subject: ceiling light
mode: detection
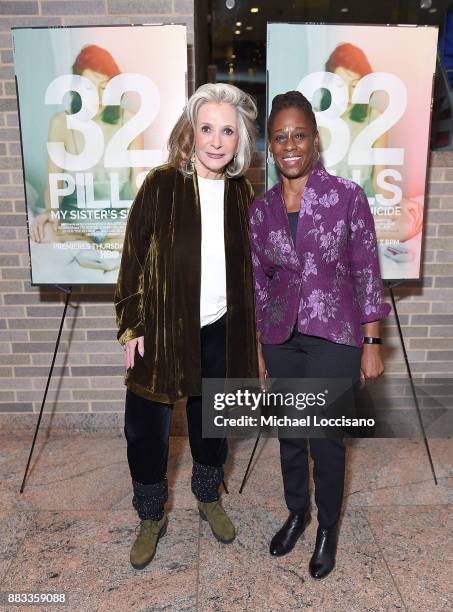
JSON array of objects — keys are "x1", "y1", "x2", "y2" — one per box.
[
  {"x1": 235, "y1": 30, "x2": 241, "y2": 35},
  {"x1": 250, "y1": 7, "x2": 259, "y2": 13},
  {"x1": 246, "y1": 25, "x2": 253, "y2": 30},
  {"x1": 340, "y1": 7, "x2": 349, "y2": 12},
  {"x1": 429, "y1": 7, "x2": 437, "y2": 12},
  {"x1": 236, "y1": 21, "x2": 242, "y2": 26}
]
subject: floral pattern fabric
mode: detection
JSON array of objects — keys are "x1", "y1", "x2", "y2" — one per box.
[{"x1": 249, "y1": 161, "x2": 390, "y2": 347}]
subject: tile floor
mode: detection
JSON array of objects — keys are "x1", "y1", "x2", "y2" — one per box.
[{"x1": 1, "y1": 432, "x2": 452, "y2": 611}]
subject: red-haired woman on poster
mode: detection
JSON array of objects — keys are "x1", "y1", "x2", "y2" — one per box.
[
  {"x1": 31, "y1": 44, "x2": 143, "y2": 250},
  {"x1": 319, "y1": 43, "x2": 424, "y2": 254}
]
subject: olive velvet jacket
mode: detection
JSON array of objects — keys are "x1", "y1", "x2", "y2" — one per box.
[{"x1": 114, "y1": 164, "x2": 259, "y2": 403}]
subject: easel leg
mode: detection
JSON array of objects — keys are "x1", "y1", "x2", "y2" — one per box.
[
  {"x1": 389, "y1": 285, "x2": 438, "y2": 485},
  {"x1": 239, "y1": 428, "x2": 262, "y2": 494},
  {"x1": 19, "y1": 286, "x2": 73, "y2": 493}
]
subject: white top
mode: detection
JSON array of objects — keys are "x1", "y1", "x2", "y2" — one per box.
[{"x1": 198, "y1": 175, "x2": 227, "y2": 327}]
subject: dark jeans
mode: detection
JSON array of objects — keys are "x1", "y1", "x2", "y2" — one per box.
[
  {"x1": 124, "y1": 314, "x2": 228, "y2": 486},
  {"x1": 262, "y1": 331, "x2": 362, "y2": 528}
]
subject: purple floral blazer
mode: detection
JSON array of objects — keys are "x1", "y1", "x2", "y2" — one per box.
[{"x1": 249, "y1": 161, "x2": 391, "y2": 347}]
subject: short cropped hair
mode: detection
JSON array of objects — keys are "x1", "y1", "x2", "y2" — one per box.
[
  {"x1": 267, "y1": 90, "x2": 317, "y2": 136},
  {"x1": 168, "y1": 83, "x2": 258, "y2": 178}
]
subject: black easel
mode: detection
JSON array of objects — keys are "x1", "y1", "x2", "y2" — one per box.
[
  {"x1": 239, "y1": 428, "x2": 262, "y2": 494},
  {"x1": 17, "y1": 285, "x2": 229, "y2": 495},
  {"x1": 387, "y1": 281, "x2": 438, "y2": 485},
  {"x1": 19, "y1": 285, "x2": 73, "y2": 493},
  {"x1": 239, "y1": 282, "x2": 438, "y2": 494}
]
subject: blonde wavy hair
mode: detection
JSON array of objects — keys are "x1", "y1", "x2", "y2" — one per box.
[{"x1": 167, "y1": 83, "x2": 258, "y2": 178}]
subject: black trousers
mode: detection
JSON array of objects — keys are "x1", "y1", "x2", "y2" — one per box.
[
  {"x1": 262, "y1": 331, "x2": 362, "y2": 528},
  {"x1": 124, "y1": 315, "x2": 228, "y2": 486}
]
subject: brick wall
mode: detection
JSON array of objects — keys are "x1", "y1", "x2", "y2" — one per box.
[{"x1": 0, "y1": 1, "x2": 452, "y2": 432}]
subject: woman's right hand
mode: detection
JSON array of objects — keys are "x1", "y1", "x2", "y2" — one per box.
[
  {"x1": 374, "y1": 198, "x2": 424, "y2": 243},
  {"x1": 31, "y1": 211, "x2": 59, "y2": 243},
  {"x1": 396, "y1": 198, "x2": 424, "y2": 241},
  {"x1": 124, "y1": 336, "x2": 144, "y2": 370}
]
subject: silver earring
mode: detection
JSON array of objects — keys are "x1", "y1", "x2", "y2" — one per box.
[
  {"x1": 229, "y1": 152, "x2": 238, "y2": 169},
  {"x1": 267, "y1": 150, "x2": 274, "y2": 165}
]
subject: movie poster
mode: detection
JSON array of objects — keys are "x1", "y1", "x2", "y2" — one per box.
[
  {"x1": 267, "y1": 24, "x2": 438, "y2": 280},
  {"x1": 13, "y1": 25, "x2": 187, "y2": 285}
]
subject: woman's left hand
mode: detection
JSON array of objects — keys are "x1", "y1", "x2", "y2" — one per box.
[{"x1": 360, "y1": 344, "x2": 384, "y2": 383}]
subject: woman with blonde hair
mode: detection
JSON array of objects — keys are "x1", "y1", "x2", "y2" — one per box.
[{"x1": 114, "y1": 83, "x2": 259, "y2": 569}]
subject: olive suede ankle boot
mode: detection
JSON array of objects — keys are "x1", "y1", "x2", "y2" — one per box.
[
  {"x1": 198, "y1": 500, "x2": 235, "y2": 544},
  {"x1": 130, "y1": 513, "x2": 168, "y2": 570}
]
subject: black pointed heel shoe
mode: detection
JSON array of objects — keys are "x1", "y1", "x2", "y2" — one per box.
[
  {"x1": 269, "y1": 510, "x2": 311, "y2": 557},
  {"x1": 309, "y1": 522, "x2": 339, "y2": 579}
]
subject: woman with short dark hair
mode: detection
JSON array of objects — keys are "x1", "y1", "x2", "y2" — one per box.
[{"x1": 250, "y1": 90, "x2": 390, "y2": 579}]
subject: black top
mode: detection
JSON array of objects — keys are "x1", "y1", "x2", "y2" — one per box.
[{"x1": 287, "y1": 210, "x2": 299, "y2": 246}]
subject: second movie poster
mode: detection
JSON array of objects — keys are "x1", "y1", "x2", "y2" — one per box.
[{"x1": 267, "y1": 23, "x2": 438, "y2": 280}]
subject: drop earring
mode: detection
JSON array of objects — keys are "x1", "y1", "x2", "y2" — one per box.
[{"x1": 184, "y1": 152, "x2": 196, "y2": 174}]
